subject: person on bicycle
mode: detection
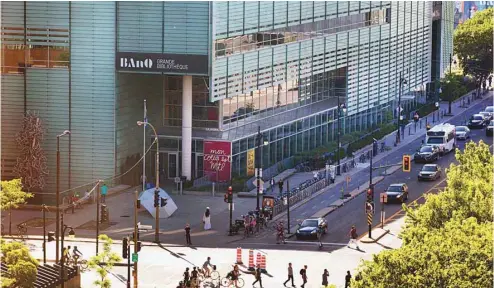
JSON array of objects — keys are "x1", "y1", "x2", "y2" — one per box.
[
  {"x1": 203, "y1": 257, "x2": 213, "y2": 277},
  {"x1": 276, "y1": 221, "x2": 285, "y2": 244},
  {"x1": 226, "y1": 264, "x2": 241, "y2": 288},
  {"x1": 72, "y1": 246, "x2": 82, "y2": 261},
  {"x1": 63, "y1": 245, "x2": 71, "y2": 263}
]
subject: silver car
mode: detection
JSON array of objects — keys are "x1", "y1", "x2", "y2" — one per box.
[
  {"x1": 479, "y1": 111, "x2": 493, "y2": 122},
  {"x1": 455, "y1": 126, "x2": 470, "y2": 140}
]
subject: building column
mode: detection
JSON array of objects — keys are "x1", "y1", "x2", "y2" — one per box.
[{"x1": 182, "y1": 75, "x2": 192, "y2": 180}]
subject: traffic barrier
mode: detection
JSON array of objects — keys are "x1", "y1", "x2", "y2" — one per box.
[
  {"x1": 248, "y1": 249, "x2": 255, "y2": 271},
  {"x1": 260, "y1": 254, "x2": 267, "y2": 273},
  {"x1": 236, "y1": 247, "x2": 243, "y2": 264},
  {"x1": 255, "y1": 252, "x2": 261, "y2": 270}
]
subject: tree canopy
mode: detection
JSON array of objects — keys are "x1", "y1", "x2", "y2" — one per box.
[
  {"x1": 1, "y1": 240, "x2": 39, "y2": 288},
  {"x1": 0, "y1": 178, "x2": 33, "y2": 211},
  {"x1": 454, "y1": 8, "x2": 493, "y2": 81},
  {"x1": 88, "y1": 234, "x2": 122, "y2": 288},
  {"x1": 352, "y1": 141, "x2": 493, "y2": 288},
  {"x1": 440, "y1": 73, "x2": 468, "y2": 114}
]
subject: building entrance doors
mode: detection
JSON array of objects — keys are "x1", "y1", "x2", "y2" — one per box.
[{"x1": 168, "y1": 153, "x2": 179, "y2": 179}]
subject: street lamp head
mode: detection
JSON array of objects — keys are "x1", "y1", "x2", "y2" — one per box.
[
  {"x1": 137, "y1": 121, "x2": 145, "y2": 126},
  {"x1": 68, "y1": 228, "x2": 75, "y2": 238},
  {"x1": 263, "y1": 140, "x2": 269, "y2": 146},
  {"x1": 58, "y1": 130, "x2": 71, "y2": 137}
]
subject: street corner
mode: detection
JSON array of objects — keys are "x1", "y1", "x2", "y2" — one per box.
[{"x1": 359, "y1": 228, "x2": 390, "y2": 243}]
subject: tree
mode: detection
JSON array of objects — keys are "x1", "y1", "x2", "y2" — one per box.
[
  {"x1": 0, "y1": 179, "x2": 33, "y2": 235},
  {"x1": 352, "y1": 141, "x2": 493, "y2": 288},
  {"x1": 454, "y1": 8, "x2": 493, "y2": 90},
  {"x1": 88, "y1": 234, "x2": 122, "y2": 288},
  {"x1": 1, "y1": 240, "x2": 39, "y2": 288},
  {"x1": 440, "y1": 73, "x2": 468, "y2": 115},
  {"x1": 13, "y1": 111, "x2": 49, "y2": 192}
]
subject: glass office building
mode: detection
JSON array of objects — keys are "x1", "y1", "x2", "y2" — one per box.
[{"x1": 1, "y1": 1, "x2": 454, "y2": 198}]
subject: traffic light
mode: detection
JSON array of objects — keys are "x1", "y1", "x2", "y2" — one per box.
[
  {"x1": 160, "y1": 197, "x2": 167, "y2": 207},
  {"x1": 402, "y1": 155, "x2": 411, "y2": 172},
  {"x1": 224, "y1": 193, "x2": 228, "y2": 203},
  {"x1": 227, "y1": 186, "x2": 233, "y2": 203},
  {"x1": 136, "y1": 241, "x2": 142, "y2": 252},
  {"x1": 122, "y1": 237, "x2": 129, "y2": 259},
  {"x1": 47, "y1": 231, "x2": 55, "y2": 242},
  {"x1": 153, "y1": 189, "x2": 159, "y2": 208},
  {"x1": 366, "y1": 187, "x2": 373, "y2": 203},
  {"x1": 101, "y1": 204, "x2": 108, "y2": 223}
]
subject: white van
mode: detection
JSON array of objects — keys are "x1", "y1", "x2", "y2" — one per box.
[{"x1": 425, "y1": 123, "x2": 456, "y2": 154}]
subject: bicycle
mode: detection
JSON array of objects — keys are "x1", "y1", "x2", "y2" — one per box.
[
  {"x1": 221, "y1": 276, "x2": 244, "y2": 288},
  {"x1": 69, "y1": 254, "x2": 88, "y2": 272},
  {"x1": 17, "y1": 223, "x2": 27, "y2": 240}
]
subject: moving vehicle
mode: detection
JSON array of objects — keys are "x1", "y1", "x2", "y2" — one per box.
[
  {"x1": 478, "y1": 111, "x2": 492, "y2": 122},
  {"x1": 484, "y1": 106, "x2": 494, "y2": 113},
  {"x1": 414, "y1": 145, "x2": 440, "y2": 163},
  {"x1": 425, "y1": 123, "x2": 456, "y2": 154},
  {"x1": 418, "y1": 164, "x2": 441, "y2": 181},
  {"x1": 295, "y1": 218, "x2": 328, "y2": 240},
  {"x1": 455, "y1": 126, "x2": 470, "y2": 140},
  {"x1": 487, "y1": 120, "x2": 494, "y2": 137},
  {"x1": 384, "y1": 184, "x2": 409, "y2": 203},
  {"x1": 468, "y1": 114, "x2": 486, "y2": 129}
]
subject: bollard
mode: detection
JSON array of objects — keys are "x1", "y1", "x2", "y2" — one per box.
[
  {"x1": 260, "y1": 254, "x2": 267, "y2": 273},
  {"x1": 248, "y1": 249, "x2": 255, "y2": 271},
  {"x1": 236, "y1": 247, "x2": 243, "y2": 265}
]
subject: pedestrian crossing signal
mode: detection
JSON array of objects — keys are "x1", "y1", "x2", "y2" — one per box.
[
  {"x1": 402, "y1": 155, "x2": 411, "y2": 172},
  {"x1": 366, "y1": 187, "x2": 373, "y2": 203}
]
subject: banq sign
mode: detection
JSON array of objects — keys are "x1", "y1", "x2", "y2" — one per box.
[{"x1": 116, "y1": 52, "x2": 208, "y2": 75}]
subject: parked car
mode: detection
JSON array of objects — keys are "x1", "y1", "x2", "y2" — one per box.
[
  {"x1": 479, "y1": 111, "x2": 493, "y2": 121},
  {"x1": 455, "y1": 126, "x2": 471, "y2": 140},
  {"x1": 295, "y1": 218, "x2": 328, "y2": 240},
  {"x1": 468, "y1": 114, "x2": 486, "y2": 129},
  {"x1": 487, "y1": 120, "x2": 494, "y2": 137},
  {"x1": 414, "y1": 145, "x2": 440, "y2": 163},
  {"x1": 384, "y1": 184, "x2": 409, "y2": 203},
  {"x1": 418, "y1": 164, "x2": 441, "y2": 181}
]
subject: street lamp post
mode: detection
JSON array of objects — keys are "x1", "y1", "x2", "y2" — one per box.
[
  {"x1": 56, "y1": 130, "x2": 70, "y2": 263},
  {"x1": 254, "y1": 127, "x2": 269, "y2": 212},
  {"x1": 60, "y1": 213, "x2": 75, "y2": 288},
  {"x1": 284, "y1": 180, "x2": 290, "y2": 234},
  {"x1": 42, "y1": 204, "x2": 47, "y2": 264},
  {"x1": 137, "y1": 121, "x2": 160, "y2": 243},
  {"x1": 336, "y1": 101, "x2": 347, "y2": 176},
  {"x1": 396, "y1": 73, "x2": 407, "y2": 144}
]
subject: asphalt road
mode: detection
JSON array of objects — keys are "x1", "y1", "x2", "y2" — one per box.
[{"x1": 235, "y1": 96, "x2": 493, "y2": 250}]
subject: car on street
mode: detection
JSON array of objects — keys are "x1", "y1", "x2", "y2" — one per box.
[
  {"x1": 468, "y1": 114, "x2": 486, "y2": 129},
  {"x1": 418, "y1": 164, "x2": 442, "y2": 181},
  {"x1": 484, "y1": 106, "x2": 494, "y2": 114},
  {"x1": 455, "y1": 126, "x2": 471, "y2": 140},
  {"x1": 487, "y1": 120, "x2": 494, "y2": 136},
  {"x1": 384, "y1": 183, "x2": 409, "y2": 203},
  {"x1": 478, "y1": 111, "x2": 493, "y2": 122},
  {"x1": 414, "y1": 145, "x2": 440, "y2": 163},
  {"x1": 295, "y1": 218, "x2": 328, "y2": 240}
]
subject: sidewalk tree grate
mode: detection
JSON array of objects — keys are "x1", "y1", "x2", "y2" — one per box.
[
  {"x1": 20, "y1": 217, "x2": 56, "y2": 228},
  {"x1": 76, "y1": 220, "x2": 117, "y2": 231}
]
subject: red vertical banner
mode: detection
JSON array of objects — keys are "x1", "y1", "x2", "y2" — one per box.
[{"x1": 203, "y1": 140, "x2": 232, "y2": 182}]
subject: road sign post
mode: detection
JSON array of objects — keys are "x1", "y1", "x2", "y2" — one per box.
[
  {"x1": 380, "y1": 193, "x2": 387, "y2": 228},
  {"x1": 367, "y1": 212, "x2": 373, "y2": 238},
  {"x1": 132, "y1": 253, "x2": 138, "y2": 262}
]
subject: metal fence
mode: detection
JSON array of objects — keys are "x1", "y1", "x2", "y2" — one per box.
[{"x1": 272, "y1": 178, "x2": 327, "y2": 216}]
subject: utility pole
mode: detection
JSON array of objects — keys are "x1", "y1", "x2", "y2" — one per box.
[
  {"x1": 96, "y1": 180, "x2": 100, "y2": 255},
  {"x1": 396, "y1": 72, "x2": 407, "y2": 144},
  {"x1": 286, "y1": 180, "x2": 290, "y2": 234},
  {"x1": 337, "y1": 97, "x2": 341, "y2": 175},
  {"x1": 155, "y1": 148, "x2": 160, "y2": 243},
  {"x1": 143, "y1": 100, "x2": 147, "y2": 192},
  {"x1": 228, "y1": 186, "x2": 233, "y2": 236},
  {"x1": 42, "y1": 204, "x2": 46, "y2": 264},
  {"x1": 126, "y1": 236, "x2": 131, "y2": 288},
  {"x1": 133, "y1": 190, "x2": 138, "y2": 288},
  {"x1": 255, "y1": 126, "x2": 262, "y2": 211}
]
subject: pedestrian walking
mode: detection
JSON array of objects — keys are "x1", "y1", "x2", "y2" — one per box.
[
  {"x1": 322, "y1": 269, "x2": 329, "y2": 287},
  {"x1": 345, "y1": 271, "x2": 352, "y2": 288},
  {"x1": 283, "y1": 263, "x2": 295, "y2": 287},
  {"x1": 347, "y1": 225, "x2": 360, "y2": 250},
  {"x1": 185, "y1": 223, "x2": 192, "y2": 245},
  {"x1": 300, "y1": 265, "x2": 307, "y2": 288},
  {"x1": 252, "y1": 264, "x2": 263, "y2": 287},
  {"x1": 270, "y1": 177, "x2": 275, "y2": 194},
  {"x1": 100, "y1": 183, "x2": 108, "y2": 203},
  {"x1": 183, "y1": 267, "x2": 190, "y2": 285},
  {"x1": 203, "y1": 207, "x2": 212, "y2": 230}
]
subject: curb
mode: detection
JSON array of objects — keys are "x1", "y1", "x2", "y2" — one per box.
[{"x1": 359, "y1": 229, "x2": 390, "y2": 243}]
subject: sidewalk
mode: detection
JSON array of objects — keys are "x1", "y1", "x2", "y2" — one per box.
[{"x1": 5, "y1": 90, "x2": 489, "y2": 247}]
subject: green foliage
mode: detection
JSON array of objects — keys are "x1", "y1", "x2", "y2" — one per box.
[
  {"x1": 440, "y1": 73, "x2": 469, "y2": 113},
  {"x1": 88, "y1": 235, "x2": 122, "y2": 288},
  {"x1": 454, "y1": 8, "x2": 493, "y2": 80},
  {"x1": 0, "y1": 178, "x2": 33, "y2": 211},
  {"x1": 1, "y1": 240, "x2": 39, "y2": 288},
  {"x1": 352, "y1": 141, "x2": 493, "y2": 288}
]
